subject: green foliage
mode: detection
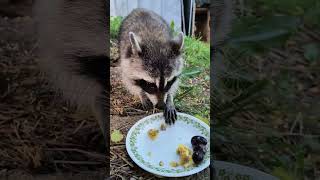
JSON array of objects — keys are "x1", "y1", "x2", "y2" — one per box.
[
  {"x1": 304, "y1": 3, "x2": 320, "y2": 28},
  {"x1": 303, "y1": 43, "x2": 320, "y2": 62},
  {"x1": 170, "y1": 20, "x2": 175, "y2": 32},
  {"x1": 176, "y1": 36, "x2": 210, "y2": 120},
  {"x1": 246, "y1": 0, "x2": 320, "y2": 29},
  {"x1": 229, "y1": 15, "x2": 300, "y2": 54},
  {"x1": 183, "y1": 36, "x2": 210, "y2": 68},
  {"x1": 272, "y1": 167, "x2": 299, "y2": 180},
  {"x1": 213, "y1": 0, "x2": 319, "y2": 179},
  {"x1": 110, "y1": 16, "x2": 123, "y2": 39}
]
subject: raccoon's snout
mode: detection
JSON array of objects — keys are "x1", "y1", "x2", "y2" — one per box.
[
  {"x1": 145, "y1": 92, "x2": 166, "y2": 109},
  {"x1": 155, "y1": 93, "x2": 165, "y2": 109},
  {"x1": 155, "y1": 102, "x2": 165, "y2": 109}
]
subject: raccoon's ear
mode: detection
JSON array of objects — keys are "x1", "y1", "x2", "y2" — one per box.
[
  {"x1": 171, "y1": 32, "x2": 184, "y2": 54},
  {"x1": 129, "y1": 32, "x2": 142, "y2": 53}
]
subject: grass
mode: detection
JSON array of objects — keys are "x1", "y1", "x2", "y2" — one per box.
[
  {"x1": 110, "y1": 16, "x2": 123, "y2": 39},
  {"x1": 177, "y1": 36, "x2": 210, "y2": 123},
  {"x1": 110, "y1": 16, "x2": 210, "y2": 124}
]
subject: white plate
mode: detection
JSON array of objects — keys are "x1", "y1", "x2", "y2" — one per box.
[{"x1": 126, "y1": 112, "x2": 210, "y2": 177}]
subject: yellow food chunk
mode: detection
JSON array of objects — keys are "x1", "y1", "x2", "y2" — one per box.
[
  {"x1": 181, "y1": 158, "x2": 194, "y2": 168},
  {"x1": 160, "y1": 123, "x2": 167, "y2": 131},
  {"x1": 170, "y1": 161, "x2": 179, "y2": 167},
  {"x1": 176, "y1": 144, "x2": 194, "y2": 168},
  {"x1": 147, "y1": 129, "x2": 159, "y2": 140},
  {"x1": 159, "y1": 161, "x2": 164, "y2": 166}
]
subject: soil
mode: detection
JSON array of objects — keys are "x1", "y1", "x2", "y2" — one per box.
[{"x1": 0, "y1": 15, "x2": 106, "y2": 179}]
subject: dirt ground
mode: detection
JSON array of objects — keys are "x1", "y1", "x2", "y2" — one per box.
[
  {"x1": 0, "y1": 8, "x2": 209, "y2": 180},
  {"x1": 0, "y1": 15, "x2": 106, "y2": 179}
]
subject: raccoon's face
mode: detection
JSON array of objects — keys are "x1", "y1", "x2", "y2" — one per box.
[{"x1": 127, "y1": 32, "x2": 184, "y2": 107}]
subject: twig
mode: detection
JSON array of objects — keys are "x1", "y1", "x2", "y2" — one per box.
[
  {"x1": 290, "y1": 112, "x2": 302, "y2": 133},
  {"x1": 118, "y1": 155, "x2": 134, "y2": 168},
  {"x1": 46, "y1": 148, "x2": 105, "y2": 160},
  {"x1": 280, "y1": 133, "x2": 319, "y2": 138},
  {"x1": 124, "y1": 107, "x2": 146, "y2": 112},
  {"x1": 270, "y1": 48, "x2": 289, "y2": 58},
  {"x1": 302, "y1": 26, "x2": 320, "y2": 41},
  {"x1": 111, "y1": 143, "x2": 125, "y2": 148},
  {"x1": 73, "y1": 120, "x2": 86, "y2": 134},
  {"x1": 53, "y1": 160, "x2": 102, "y2": 165}
]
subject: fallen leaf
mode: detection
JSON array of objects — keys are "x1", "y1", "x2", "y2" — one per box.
[{"x1": 111, "y1": 129, "x2": 124, "y2": 143}]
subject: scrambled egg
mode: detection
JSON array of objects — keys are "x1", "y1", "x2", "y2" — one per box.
[
  {"x1": 147, "y1": 129, "x2": 159, "y2": 140},
  {"x1": 170, "y1": 161, "x2": 179, "y2": 167},
  {"x1": 176, "y1": 144, "x2": 194, "y2": 168},
  {"x1": 160, "y1": 123, "x2": 167, "y2": 131}
]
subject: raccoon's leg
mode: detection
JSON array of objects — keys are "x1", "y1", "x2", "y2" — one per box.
[
  {"x1": 164, "y1": 93, "x2": 177, "y2": 125},
  {"x1": 139, "y1": 91, "x2": 153, "y2": 110},
  {"x1": 164, "y1": 78, "x2": 180, "y2": 124},
  {"x1": 92, "y1": 96, "x2": 109, "y2": 173},
  {"x1": 93, "y1": 91, "x2": 108, "y2": 145}
]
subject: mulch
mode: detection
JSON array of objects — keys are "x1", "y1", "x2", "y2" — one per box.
[{"x1": 0, "y1": 16, "x2": 105, "y2": 177}]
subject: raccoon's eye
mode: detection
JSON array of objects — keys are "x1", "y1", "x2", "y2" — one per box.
[
  {"x1": 164, "y1": 76, "x2": 178, "y2": 92},
  {"x1": 134, "y1": 79, "x2": 158, "y2": 94}
]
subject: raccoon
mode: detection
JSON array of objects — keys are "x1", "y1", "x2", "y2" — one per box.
[
  {"x1": 119, "y1": 8, "x2": 184, "y2": 125},
  {"x1": 32, "y1": 0, "x2": 109, "y2": 143}
]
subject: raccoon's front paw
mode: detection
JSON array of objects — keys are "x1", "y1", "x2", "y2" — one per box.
[{"x1": 164, "y1": 105, "x2": 177, "y2": 125}]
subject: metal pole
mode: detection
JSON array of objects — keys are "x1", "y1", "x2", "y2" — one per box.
[{"x1": 188, "y1": 0, "x2": 193, "y2": 35}]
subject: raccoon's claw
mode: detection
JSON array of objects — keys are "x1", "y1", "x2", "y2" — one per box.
[{"x1": 164, "y1": 105, "x2": 177, "y2": 125}]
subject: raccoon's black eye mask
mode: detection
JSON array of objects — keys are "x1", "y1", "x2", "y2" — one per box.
[
  {"x1": 134, "y1": 76, "x2": 178, "y2": 94},
  {"x1": 134, "y1": 79, "x2": 158, "y2": 94}
]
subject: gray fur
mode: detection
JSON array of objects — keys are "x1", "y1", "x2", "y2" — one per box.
[
  {"x1": 119, "y1": 8, "x2": 184, "y2": 111},
  {"x1": 32, "y1": 0, "x2": 108, "y2": 141}
]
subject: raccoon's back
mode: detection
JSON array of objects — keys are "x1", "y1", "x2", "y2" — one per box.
[
  {"x1": 33, "y1": 0, "x2": 108, "y2": 59},
  {"x1": 119, "y1": 8, "x2": 172, "y2": 49},
  {"x1": 33, "y1": 0, "x2": 109, "y2": 106}
]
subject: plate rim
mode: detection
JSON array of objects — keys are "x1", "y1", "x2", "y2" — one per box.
[{"x1": 125, "y1": 112, "x2": 210, "y2": 177}]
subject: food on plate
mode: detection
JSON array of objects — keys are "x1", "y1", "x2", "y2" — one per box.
[
  {"x1": 176, "y1": 144, "x2": 194, "y2": 168},
  {"x1": 191, "y1": 136, "x2": 207, "y2": 164},
  {"x1": 170, "y1": 161, "x2": 179, "y2": 167},
  {"x1": 192, "y1": 151, "x2": 205, "y2": 164},
  {"x1": 147, "y1": 129, "x2": 159, "y2": 140},
  {"x1": 193, "y1": 144, "x2": 207, "y2": 153},
  {"x1": 145, "y1": 131, "x2": 207, "y2": 167},
  {"x1": 159, "y1": 161, "x2": 164, "y2": 166},
  {"x1": 160, "y1": 123, "x2": 167, "y2": 131},
  {"x1": 191, "y1": 136, "x2": 207, "y2": 147}
]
